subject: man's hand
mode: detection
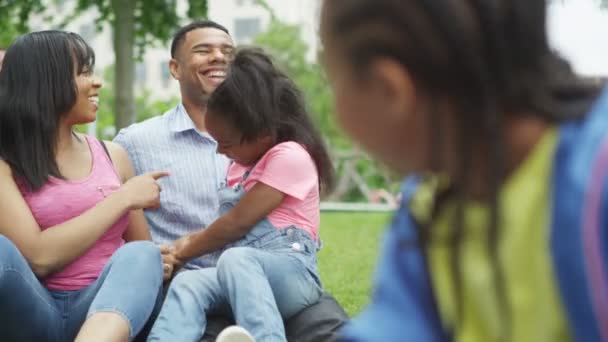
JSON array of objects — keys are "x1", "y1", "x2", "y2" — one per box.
[
  {"x1": 172, "y1": 233, "x2": 194, "y2": 270},
  {"x1": 160, "y1": 244, "x2": 177, "y2": 281}
]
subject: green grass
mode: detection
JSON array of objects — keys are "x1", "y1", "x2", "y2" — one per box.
[{"x1": 317, "y1": 212, "x2": 391, "y2": 317}]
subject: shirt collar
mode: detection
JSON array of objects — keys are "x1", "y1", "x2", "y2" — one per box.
[
  {"x1": 169, "y1": 102, "x2": 217, "y2": 144},
  {"x1": 169, "y1": 103, "x2": 197, "y2": 133}
]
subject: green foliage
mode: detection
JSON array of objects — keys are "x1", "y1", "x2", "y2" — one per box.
[
  {"x1": 0, "y1": 0, "x2": 44, "y2": 47},
  {"x1": 0, "y1": 25, "x2": 20, "y2": 49},
  {"x1": 186, "y1": 0, "x2": 207, "y2": 20}
]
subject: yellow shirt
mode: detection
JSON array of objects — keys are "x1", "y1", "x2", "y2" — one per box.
[{"x1": 412, "y1": 129, "x2": 571, "y2": 341}]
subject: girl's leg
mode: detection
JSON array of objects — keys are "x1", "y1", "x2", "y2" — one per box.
[
  {"x1": 0, "y1": 235, "x2": 63, "y2": 341},
  {"x1": 66, "y1": 241, "x2": 163, "y2": 341},
  {"x1": 216, "y1": 247, "x2": 323, "y2": 342},
  {"x1": 147, "y1": 268, "x2": 227, "y2": 342}
]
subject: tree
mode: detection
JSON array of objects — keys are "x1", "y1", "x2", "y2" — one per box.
[{"x1": 0, "y1": 0, "x2": 207, "y2": 130}]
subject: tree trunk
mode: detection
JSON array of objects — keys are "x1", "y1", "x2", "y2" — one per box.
[{"x1": 112, "y1": 0, "x2": 136, "y2": 130}]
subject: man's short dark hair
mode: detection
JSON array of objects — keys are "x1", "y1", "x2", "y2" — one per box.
[{"x1": 171, "y1": 20, "x2": 230, "y2": 58}]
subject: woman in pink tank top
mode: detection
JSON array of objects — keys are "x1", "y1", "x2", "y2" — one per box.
[{"x1": 0, "y1": 31, "x2": 170, "y2": 341}]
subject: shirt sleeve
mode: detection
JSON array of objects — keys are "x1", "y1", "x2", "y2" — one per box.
[
  {"x1": 256, "y1": 142, "x2": 318, "y2": 200},
  {"x1": 113, "y1": 126, "x2": 142, "y2": 174},
  {"x1": 113, "y1": 127, "x2": 133, "y2": 158}
]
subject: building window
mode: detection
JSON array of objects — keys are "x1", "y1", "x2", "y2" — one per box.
[{"x1": 234, "y1": 17, "x2": 261, "y2": 43}]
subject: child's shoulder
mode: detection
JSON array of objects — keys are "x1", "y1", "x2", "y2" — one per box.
[
  {"x1": 270, "y1": 141, "x2": 307, "y2": 153},
  {"x1": 266, "y1": 141, "x2": 309, "y2": 158},
  {"x1": 262, "y1": 141, "x2": 313, "y2": 166}
]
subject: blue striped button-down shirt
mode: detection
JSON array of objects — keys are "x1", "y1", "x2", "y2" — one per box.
[{"x1": 114, "y1": 103, "x2": 229, "y2": 269}]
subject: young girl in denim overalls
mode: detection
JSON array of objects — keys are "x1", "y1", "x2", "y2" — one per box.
[{"x1": 148, "y1": 47, "x2": 335, "y2": 342}]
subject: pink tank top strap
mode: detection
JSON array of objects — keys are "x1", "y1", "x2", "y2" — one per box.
[{"x1": 84, "y1": 135, "x2": 121, "y2": 181}]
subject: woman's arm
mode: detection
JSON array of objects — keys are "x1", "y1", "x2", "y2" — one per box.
[
  {"x1": 175, "y1": 182, "x2": 285, "y2": 264},
  {"x1": 0, "y1": 160, "x2": 166, "y2": 278},
  {"x1": 123, "y1": 210, "x2": 152, "y2": 241},
  {"x1": 104, "y1": 141, "x2": 152, "y2": 242}
]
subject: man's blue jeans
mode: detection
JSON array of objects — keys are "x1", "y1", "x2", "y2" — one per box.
[{"x1": 0, "y1": 235, "x2": 163, "y2": 341}]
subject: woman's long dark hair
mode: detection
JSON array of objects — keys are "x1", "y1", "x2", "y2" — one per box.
[
  {"x1": 0, "y1": 30, "x2": 95, "y2": 191},
  {"x1": 208, "y1": 47, "x2": 335, "y2": 193},
  {"x1": 323, "y1": 0, "x2": 603, "y2": 337}
]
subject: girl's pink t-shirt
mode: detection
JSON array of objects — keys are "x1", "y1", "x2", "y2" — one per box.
[
  {"x1": 227, "y1": 141, "x2": 320, "y2": 240},
  {"x1": 18, "y1": 136, "x2": 129, "y2": 290}
]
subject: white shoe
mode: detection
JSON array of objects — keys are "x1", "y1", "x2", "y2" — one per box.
[{"x1": 216, "y1": 325, "x2": 255, "y2": 342}]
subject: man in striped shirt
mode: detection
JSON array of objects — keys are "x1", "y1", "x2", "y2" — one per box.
[{"x1": 115, "y1": 20, "x2": 347, "y2": 341}]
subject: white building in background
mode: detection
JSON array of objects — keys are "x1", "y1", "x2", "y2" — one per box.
[{"x1": 27, "y1": 0, "x2": 321, "y2": 101}]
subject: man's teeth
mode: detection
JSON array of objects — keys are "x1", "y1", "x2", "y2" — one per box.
[
  {"x1": 208, "y1": 71, "x2": 226, "y2": 78},
  {"x1": 89, "y1": 96, "x2": 99, "y2": 104}
]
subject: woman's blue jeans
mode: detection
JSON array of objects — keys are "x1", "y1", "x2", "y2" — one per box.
[{"x1": 0, "y1": 234, "x2": 163, "y2": 341}]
